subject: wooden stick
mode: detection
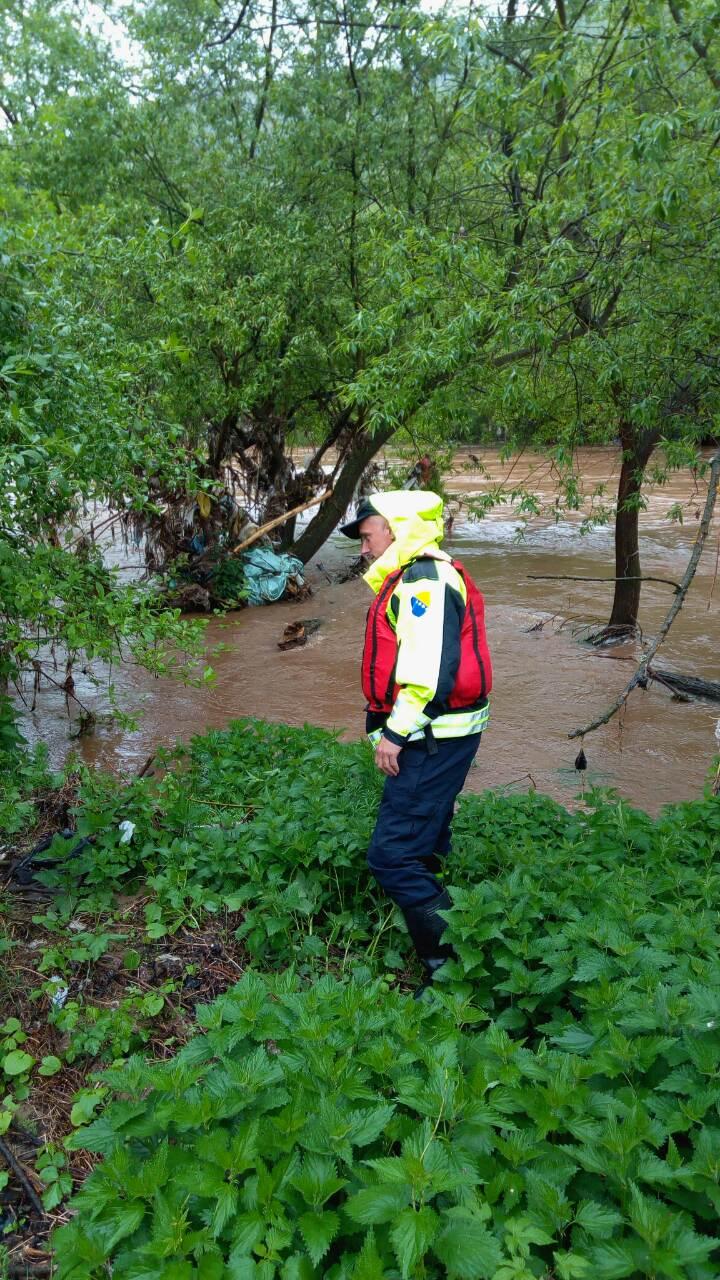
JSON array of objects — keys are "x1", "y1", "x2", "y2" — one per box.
[
  {"x1": 568, "y1": 452, "x2": 720, "y2": 741},
  {"x1": 528, "y1": 573, "x2": 682, "y2": 593},
  {"x1": 0, "y1": 1137, "x2": 46, "y2": 1218},
  {"x1": 230, "y1": 489, "x2": 333, "y2": 555}
]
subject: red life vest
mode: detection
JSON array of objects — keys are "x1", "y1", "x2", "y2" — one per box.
[{"x1": 361, "y1": 556, "x2": 492, "y2": 713}]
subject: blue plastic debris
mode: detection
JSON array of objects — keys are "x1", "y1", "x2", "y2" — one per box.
[{"x1": 242, "y1": 546, "x2": 305, "y2": 606}]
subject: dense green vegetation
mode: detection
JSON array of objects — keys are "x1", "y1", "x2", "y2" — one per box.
[
  {"x1": 3, "y1": 721, "x2": 720, "y2": 1277},
  {"x1": 2, "y1": 0, "x2": 720, "y2": 715},
  {"x1": 3, "y1": 3, "x2": 720, "y2": 1266}
]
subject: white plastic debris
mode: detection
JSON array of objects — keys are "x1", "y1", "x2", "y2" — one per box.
[
  {"x1": 118, "y1": 820, "x2": 136, "y2": 845},
  {"x1": 48, "y1": 976, "x2": 69, "y2": 1010}
]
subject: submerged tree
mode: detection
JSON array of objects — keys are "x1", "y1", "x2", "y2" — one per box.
[
  {"x1": 346, "y1": 0, "x2": 720, "y2": 634},
  {"x1": 0, "y1": 180, "x2": 207, "y2": 720},
  {"x1": 2, "y1": 0, "x2": 719, "y2": 668}
]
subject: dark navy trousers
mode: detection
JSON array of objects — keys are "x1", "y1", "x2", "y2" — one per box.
[{"x1": 367, "y1": 733, "x2": 481, "y2": 908}]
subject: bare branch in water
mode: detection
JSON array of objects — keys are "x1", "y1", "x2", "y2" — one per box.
[{"x1": 568, "y1": 453, "x2": 720, "y2": 741}]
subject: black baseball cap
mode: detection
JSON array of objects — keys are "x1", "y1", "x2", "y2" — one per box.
[{"x1": 339, "y1": 499, "x2": 379, "y2": 539}]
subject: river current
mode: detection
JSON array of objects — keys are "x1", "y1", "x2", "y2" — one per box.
[{"x1": 20, "y1": 448, "x2": 720, "y2": 814}]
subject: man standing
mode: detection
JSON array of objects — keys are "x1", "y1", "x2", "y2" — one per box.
[{"x1": 340, "y1": 490, "x2": 492, "y2": 994}]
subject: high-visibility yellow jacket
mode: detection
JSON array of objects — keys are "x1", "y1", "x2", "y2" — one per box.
[{"x1": 361, "y1": 491, "x2": 492, "y2": 745}]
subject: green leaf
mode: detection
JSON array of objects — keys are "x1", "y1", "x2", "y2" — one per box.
[
  {"x1": 345, "y1": 1184, "x2": 411, "y2": 1225},
  {"x1": 2, "y1": 1050, "x2": 35, "y2": 1076},
  {"x1": 434, "y1": 1211, "x2": 503, "y2": 1279},
  {"x1": 156, "y1": 1264, "x2": 194, "y2": 1280},
  {"x1": 211, "y1": 1182, "x2": 239, "y2": 1236},
  {"x1": 39, "y1": 1055, "x2": 63, "y2": 1076},
  {"x1": 280, "y1": 1255, "x2": 314, "y2": 1280},
  {"x1": 589, "y1": 1240, "x2": 638, "y2": 1280},
  {"x1": 289, "y1": 1154, "x2": 346, "y2": 1208},
  {"x1": 298, "y1": 1210, "x2": 340, "y2": 1265},
  {"x1": 348, "y1": 1104, "x2": 395, "y2": 1147},
  {"x1": 352, "y1": 1230, "x2": 387, "y2": 1279},
  {"x1": 226, "y1": 1260, "x2": 258, "y2": 1280},
  {"x1": 229, "y1": 1212, "x2": 265, "y2": 1256},
  {"x1": 103, "y1": 1201, "x2": 146, "y2": 1251},
  {"x1": 554, "y1": 1251, "x2": 591, "y2": 1280},
  {"x1": 390, "y1": 1206, "x2": 438, "y2": 1279},
  {"x1": 574, "y1": 1201, "x2": 624, "y2": 1240},
  {"x1": 70, "y1": 1089, "x2": 107, "y2": 1127}
]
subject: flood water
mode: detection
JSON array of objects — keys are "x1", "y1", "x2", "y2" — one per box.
[{"x1": 20, "y1": 448, "x2": 720, "y2": 814}]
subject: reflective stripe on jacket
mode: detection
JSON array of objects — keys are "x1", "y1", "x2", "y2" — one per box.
[{"x1": 362, "y1": 553, "x2": 492, "y2": 744}]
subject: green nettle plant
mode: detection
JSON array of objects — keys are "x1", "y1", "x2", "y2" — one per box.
[{"x1": 36, "y1": 720, "x2": 720, "y2": 1280}]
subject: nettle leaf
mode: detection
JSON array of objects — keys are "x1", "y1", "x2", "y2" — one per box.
[
  {"x1": 281, "y1": 1255, "x2": 315, "y2": 1280},
  {"x1": 550, "y1": 1026, "x2": 597, "y2": 1055},
  {"x1": 298, "y1": 1209, "x2": 340, "y2": 1265},
  {"x1": 66, "y1": 1113, "x2": 124, "y2": 1156},
  {"x1": 225, "y1": 1260, "x2": 257, "y2": 1280},
  {"x1": 574, "y1": 1200, "x2": 624, "y2": 1239},
  {"x1": 228, "y1": 1211, "x2": 265, "y2": 1256},
  {"x1": 345, "y1": 1183, "x2": 411, "y2": 1225},
  {"x1": 348, "y1": 1104, "x2": 395, "y2": 1147},
  {"x1": 589, "y1": 1239, "x2": 639, "y2": 1280},
  {"x1": 196, "y1": 1130, "x2": 231, "y2": 1169},
  {"x1": 352, "y1": 1229, "x2": 386, "y2": 1280},
  {"x1": 158, "y1": 1263, "x2": 195, "y2": 1280},
  {"x1": 434, "y1": 1210, "x2": 504, "y2": 1279},
  {"x1": 362, "y1": 1157, "x2": 409, "y2": 1186},
  {"x1": 390, "y1": 1206, "x2": 438, "y2": 1279},
  {"x1": 289, "y1": 1153, "x2": 347, "y2": 1208},
  {"x1": 102, "y1": 1201, "x2": 146, "y2": 1251},
  {"x1": 554, "y1": 1250, "x2": 591, "y2": 1279},
  {"x1": 211, "y1": 1182, "x2": 239, "y2": 1237}
]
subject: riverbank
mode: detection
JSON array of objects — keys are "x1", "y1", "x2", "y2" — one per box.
[
  {"x1": 3, "y1": 719, "x2": 720, "y2": 1276},
  {"x1": 16, "y1": 447, "x2": 720, "y2": 813}
]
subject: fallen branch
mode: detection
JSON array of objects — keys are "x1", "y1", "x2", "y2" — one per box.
[
  {"x1": 230, "y1": 490, "x2": 333, "y2": 555},
  {"x1": 648, "y1": 667, "x2": 720, "y2": 704},
  {"x1": 528, "y1": 574, "x2": 682, "y2": 593},
  {"x1": 569, "y1": 452, "x2": 720, "y2": 741},
  {"x1": 0, "y1": 1137, "x2": 46, "y2": 1219}
]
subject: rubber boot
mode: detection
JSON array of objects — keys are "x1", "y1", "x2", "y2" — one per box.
[{"x1": 401, "y1": 888, "x2": 454, "y2": 998}]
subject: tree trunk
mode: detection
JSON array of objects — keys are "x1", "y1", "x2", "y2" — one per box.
[
  {"x1": 605, "y1": 425, "x2": 660, "y2": 635},
  {"x1": 290, "y1": 425, "x2": 395, "y2": 564}
]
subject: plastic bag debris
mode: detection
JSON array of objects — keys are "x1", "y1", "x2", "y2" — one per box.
[{"x1": 242, "y1": 547, "x2": 305, "y2": 606}]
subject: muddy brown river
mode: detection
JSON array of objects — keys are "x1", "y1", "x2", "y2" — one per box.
[{"x1": 20, "y1": 448, "x2": 720, "y2": 814}]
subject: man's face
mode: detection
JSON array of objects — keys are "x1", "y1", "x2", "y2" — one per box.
[{"x1": 358, "y1": 515, "x2": 394, "y2": 562}]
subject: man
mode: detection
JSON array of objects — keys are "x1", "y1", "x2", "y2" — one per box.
[{"x1": 340, "y1": 490, "x2": 492, "y2": 994}]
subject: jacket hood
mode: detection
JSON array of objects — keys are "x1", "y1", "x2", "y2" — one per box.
[{"x1": 362, "y1": 489, "x2": 448, "y2": 593}]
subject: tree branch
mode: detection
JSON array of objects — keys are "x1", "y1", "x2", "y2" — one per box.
[
  {"x1": 568, "y1": 452, "x2": 720, "y2": 739},
  {"x1": 528, "y1": 574, "x2": 683, "y2": 592},
  {"x1": 206, "y1": 0, "x2": 252, "y2": 47},
  {"x1": 0, "y1": 99, "x2": 18, "y2": 126},
  {"x1": 667, "y1": 0, "x2": 720, "y2": 91},
  {"x1": 0, "y1": 1138, "x2": 45, "y2": 1219},
  {"x1": 249, "y1": 0, "x2": 277, "y2": 159}
]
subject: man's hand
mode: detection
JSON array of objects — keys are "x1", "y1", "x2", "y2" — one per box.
[{"x1": 375, "y1": 735, "x2": 403, "y2": 777}]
